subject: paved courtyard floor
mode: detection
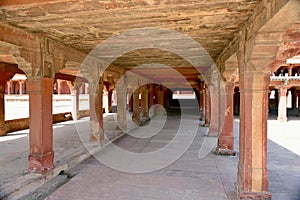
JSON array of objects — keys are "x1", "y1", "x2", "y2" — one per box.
[
  {"x1": 0, "y1": 99, "x2": 299, "y2": 200},
  {"x1": 44, "y1": 112, "x2": 299, "y2": 200}
]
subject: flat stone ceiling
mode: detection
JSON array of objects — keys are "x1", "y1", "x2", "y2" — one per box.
[{"x1": 0, "y1": 0, "x2": 261, "y2": 60}]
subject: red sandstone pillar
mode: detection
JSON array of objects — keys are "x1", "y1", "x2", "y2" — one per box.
[
  {"x1": 89, "y1": 81, "x2": 104, "y2": 144},
  {"x1": 277, "y1": 84, "x2": 288, "y2": 122},
  {"x1": 156, "y1": 89, "x2": 165, "y2": 115},
  {"x1": 67, "y1": 81, "x2": 82, "y2": 120},
  {"x1": 148, "y1": 84, "x2": 154, "y2": 109},
  {"x1": 203, "y1": 86, "x2": 211, "y2": 127},
  {"x1": 0, "y1": 81, "x2": 6, "y2": 136},
  {"x1": 141, "y1": 86, "x2": 149, "y2": 118},
  {"x1": 237, "y1": 71, "x2": 271, "y2": 199},
  {"x1": 108, "y1": 89, "x2": 113, "y2": 113},
  {"x1": 199, "y1": 81, "x2": 204, "y2": 119},
  {"x1": 208, "y1": 85, "x2": 219, "y2": 136},
  {"x1": 163, "y1": 87, "x2": 168, "y2": 108},
  {"x1": 127, "y1": 88, "x2": 133, "y2": 112},
  {"x1": 56, "y1": 79, "x2": 62, "y2": 95},
  {"x1": 116, "y1": 86, "x2": 127, "y2": 130},
  {"x1": 85, "y1": 83, "x2": 89, "y2": 94},
  {"x1": 291, "y1": 89, "x2": 297, "y2": 109},
  {"x1": 216, "y1": 82, "x2": 235, "y2": 155},
  {"x1": 19, "y1": 81, "x2": 24, "y2": 95},
  {"x1": 297, "y1": 91, "x2": 300, "y2": 116},
  {"x1": 132, "y1": 89, "x2": 140, "y2": 124},
  {"x1": 234, "y1": 87, "x2": 240, "y2": 115},
  {"x1": 7, "y1": 80, "x2": 11, "y2": 95},
  {"x1": 27, "y1": 77, "x2": 54, "y2": 173}
]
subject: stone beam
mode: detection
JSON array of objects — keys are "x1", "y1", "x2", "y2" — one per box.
[
  {"x1": 0, "y1": 24, "x2": 87, "y2": 77},
  {"x1": 55, "y1": 73, "x2": 87, "y2": 83},
  {"x1": 217, "y1": 0, "x2": 290, "y2": 69}
]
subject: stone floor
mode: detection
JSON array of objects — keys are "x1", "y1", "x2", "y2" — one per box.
[
  {"x1": 43, "y1": 111, "x2": 300, "y2": 200},
  {"x1": 0, "y1": 104, "x2": 300, "y2": 199}
]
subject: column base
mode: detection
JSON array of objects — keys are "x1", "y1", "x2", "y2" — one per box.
[
  {"x1": 0, "y1": 127, "x2": 6, "y2": 136},
  {"x1": 202, "y1": 123, "x2": 210, "y2": 127},
  {"x1": 89, "y1": 132, "x2": 104, "y2": 145},
  {"x1": 132, "y1": 116, "x2": 140, "y2": 125},
  {"x1": 28, "y1": 151, "x2": 54, "y2": 174},
  {"x1": 277, "y1": 116, "x2": 287, "y2": 122},
  {"x1": 238, "y1": 191, "x2": 272, "y2": 200},
  {"x1": 140, "y1": 116, "x2": 150, "y2": 126},
  {"x1": 215, "y1": 148, "x2": 236, "y2": 156},
  {"x1": 207, "y1": 132, "x2": 218, "y2": 137}
]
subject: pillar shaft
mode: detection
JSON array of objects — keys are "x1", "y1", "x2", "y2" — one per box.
[
  {"x1": 208, "y1": 85, "x2": 219, "y2": 136},
  {"x1": 7, "y1": 81, "x2": 11, "y2": 95},
  {"x1": 56, "y1": 79, "x2": 62, "y2": 94},
  {"x1": 117, "y1": 86, "x2": 127, "y2": 130},
  {"x1": 108, "y1": 89, "x2": 113, "y2": 113},
  {"x1": 237, "y1": 71, "x2": 271, "y2": 199},
  {"x1": 277, "y1": 85, "x2": 287, "y2": 122},
  {"x1": 199, "y1": 81, "x2": 204, "y2": 115},
  {"x1": 89, "y1": 82, "x2": 104, "y2": 144},
  {"x1": 156, "y1": 90, "x2": 164, "y2": 106},
  {"x1": 203, "y1": 87, "x2": 210, "y2": 126},
  {"x1": 19, "y1": 81, "x2": 24, "y2": 95},
  {"x1": 27, "y1": 77, "x2": 54, "y2": 173},
  {"x1": 297, "y1": 91, "x2": 300, "y2": 117},
  {"x1": 141, "y1": 88, "x2": 149, "y2": 117},
  {"x1": 127, "y1": 89, "x2": 133, "y2": 112},
  {"x1": 216, "y1": 82, "x2": 235, "y2": 155},
  {"x1": 0, "y1": 81, "x2": 6, "y2": 136},
  {"x1": 132, "y1": 89, "x2": 140, "y2": 123},
  {"x1": 148, "y1": 84, "x2": 154, "y2": 109},
  {"x1": 234, "y1": 87, "x2": 240, "y2": 115},
  {"x1": 67, "y1": 81, "x2": 82, "y2": 120},
  {"x1": 155, "y1": 90, "x2": 166, "y2": 115},
  {"x1": 291, "y1": 89, "x2": 297, "y2": 109}
]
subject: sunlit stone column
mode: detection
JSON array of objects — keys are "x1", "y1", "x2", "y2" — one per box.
[
  {"x1": 216, "y1": 82, "x2": 235, "y2": 155},
  {"x1": 27, "y1": 77, "x2": 54, "y2": 173},
  {"x1": 89, "y1": 81, "x2": 104, "y2": 144},
  {"x1": 277, "y1": 84, "x2": 288, "y2": 122}
]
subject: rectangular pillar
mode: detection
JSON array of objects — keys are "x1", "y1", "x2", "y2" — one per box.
[
  {"x1": 237, "y1": 71, "x2": 271, "y2": 199},
  {"x1": 216, "y1": 82, "x2": 235, "y2": 155},
  {"x1": 127, "y1": 89, "x2": 133, "y2": 112},
  {"x1": 203, "y1": 86, "x2": 210, "y2": 127},
  {"x1": 132, "y1": 89, "x2": 140, "y2": 124},
  {"x1": 277, "y1": 85, "x2": 288, "y2": 122},
  {"x1": 199, "y1": 81, "x2": 204, "y2": 119},
  {"x1": 117, "y1": 86, "x2": 127, "y2": 130},
  {"x1": 0, "y1": 81, "x2": 6, "y2": 136},
  {"x1": 56, "y1": 79, "x2": 62, "y2": 95},
  {"x1": 19, "y1": 81, "x2": 24, "y2": 95},
  {"x1": 89, "y1": 82, "x2": 104, "y2": 144},
  {"x1": 108, "y1": 89, "x2": 113, "y2": 113},
  {"x1": 141, "y1": 87, "x2": 149, "y2": 118},
  {"x1": 148, "y1": 84, "x2": 154, "y2": 109},
  {"x1": 27, "y1": 77, "x2": 54, "y2": 173},
  {"x1": 297, "y1": 91, "x2": 300, "y2": 116},
  {"x1": 208, "y1": 85, "x2": 219, "y2": 136},
  {"x1": 155, "y1": 89, "x2": 165, "y2": 115},
  {"x1": 67, "y1": 81, "x2": 81, "y2": 120}
]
